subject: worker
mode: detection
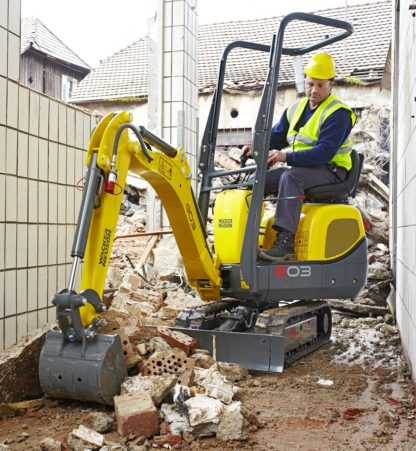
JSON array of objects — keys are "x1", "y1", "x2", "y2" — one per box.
[{"x1": 242, "y1": 51, "x2": 356, "y2": 262}]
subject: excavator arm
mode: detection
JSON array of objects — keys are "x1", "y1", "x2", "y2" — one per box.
[
  {"x1": 39, "y1": 112, "x2": 221, "y2": 405},
  {"x1": 79, "y1": 111, "x2": 221, "y2": 326}
]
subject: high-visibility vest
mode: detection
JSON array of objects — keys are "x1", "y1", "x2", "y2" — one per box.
[{"x1": 285, "y1": 93, "x2": 356, "y2": 170}]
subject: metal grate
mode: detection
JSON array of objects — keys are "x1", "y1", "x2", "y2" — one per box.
[{"x1": 325, "y1": 219, "x2": 360, "y2": 258}]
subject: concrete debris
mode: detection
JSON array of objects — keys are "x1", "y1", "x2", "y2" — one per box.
[
  {"x1": 121, "y1": 374, "x2": 177, "y2": 406},
  {"x1": 216, "y1": 401, "x2": 250, "y2": 441},
  {"x1": 152, "y1": 235, "x2": 184, "y2": 280},
  {"x1": 191, "y1": 352, "x2": 216, "y2": 369},
  {"x1": 194, "y1": 365, "x2": 236, "y2": 404},
  {"x1": 160, "y1": 403, "x2": 193, "y2": 435},
  {"x1": 67, "y1": 425, "x2": 104, "y2": 450},
  {"x1": 39, "y1": 437, "x2": 62, "y2": 451},
  {"x1": 216, "y1": 361, "x2": 248, "y2": 382},
  {"x1": 87, "y1": 412, "x2": 114, "y2": 433},
  {"x1": 184, "y1": 394, "x2": 224, "y2": 427}
]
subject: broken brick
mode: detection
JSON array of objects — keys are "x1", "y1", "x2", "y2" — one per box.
[
  {"x1": 157, "y1": 327, "x2": 197, "y2": 354},
  {"x1": 153, "y1": 434, "x2": 182, "y2": 447},
  {"x1": 114, "y1": 392, "x2": 159, "y2": 438}
]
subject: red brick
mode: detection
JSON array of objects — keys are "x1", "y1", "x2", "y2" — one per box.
[
  {"x1": 153, "y1": 434, "x2": 182, "y2": 447},
  {"x1": 114, "y1": 392, "x2": 159, "y2": 438},
  {"x1": 157, "y1": 327, "x2": 197, "y2": 354}
]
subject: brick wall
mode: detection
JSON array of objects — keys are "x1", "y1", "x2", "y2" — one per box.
[{"x1": 0, "y1": 0, "x2": 93, "y2": 349}]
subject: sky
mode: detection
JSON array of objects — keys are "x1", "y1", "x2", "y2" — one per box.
[{"x1": 21, "y1": 0, "x2": 382, "y2": 68}]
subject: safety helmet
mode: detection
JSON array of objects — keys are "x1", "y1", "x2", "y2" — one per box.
[{"x1": 304, "y1": 52, "x2": 336, "y2": 79}]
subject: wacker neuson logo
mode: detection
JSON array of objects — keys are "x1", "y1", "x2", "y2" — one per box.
[
  {"x1": 99, "y1": 228, "x2": 112, "y2": 267},
  {"x1": 218, "y1": 218, "x2": 232, "y2": 228}
]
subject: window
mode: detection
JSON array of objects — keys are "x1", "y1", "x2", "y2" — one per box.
[{"x1": 62, "y1": 75, "x2": 78, "y2": 102}]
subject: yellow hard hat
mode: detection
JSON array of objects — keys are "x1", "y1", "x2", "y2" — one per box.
[{"x1": 304, "y1": 52, "x2": 336, "y2": 79}]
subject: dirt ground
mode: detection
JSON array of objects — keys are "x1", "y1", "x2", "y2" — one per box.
[{"x1": 0, "y1": 314, "x2": 415, "y2": 451}]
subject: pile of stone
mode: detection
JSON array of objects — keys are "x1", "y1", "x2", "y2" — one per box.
[{"x1": 54, "y1": 317, "x2": 256, "y2": 450}]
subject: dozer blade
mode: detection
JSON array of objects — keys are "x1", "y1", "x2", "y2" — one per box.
[{"x1": 39, "y1": 330, "x2": 127, "y2": 405}]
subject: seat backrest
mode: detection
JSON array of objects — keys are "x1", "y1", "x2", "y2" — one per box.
[{"x1": 305, "y1": 150, "x2": 364, "y2": 202}]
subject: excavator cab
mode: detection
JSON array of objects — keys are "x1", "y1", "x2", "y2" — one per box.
[{"x1": 39, "y1": 12, "x2": 367, "y2": 403}]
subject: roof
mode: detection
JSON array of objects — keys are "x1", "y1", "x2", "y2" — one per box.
[
  {"x1": 70, "y1": 1, "x2": 391, "y2": 103},
  {"x1": 21, "y1": 17, "x2": 91, "y2": 71}
]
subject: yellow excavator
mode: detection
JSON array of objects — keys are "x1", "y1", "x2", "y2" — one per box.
[{"x1": 39, "y1": 12, "x2": 367, "y2": 404}]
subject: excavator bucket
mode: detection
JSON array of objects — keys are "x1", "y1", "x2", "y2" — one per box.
[{"x1": 39, "y1": 330, "x2": 127, "y2": 405}]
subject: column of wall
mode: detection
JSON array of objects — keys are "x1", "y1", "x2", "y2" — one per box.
[
  {"x1": 0, "y1": 0, "x2": 93, "y2": 350},
  {"x1": 162, "y1": 0, "x2": 198, "y2": 183}
]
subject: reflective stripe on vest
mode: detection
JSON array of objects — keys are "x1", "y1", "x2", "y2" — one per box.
[{"x1": 285, "y1": 93, "x2": 356, "y2": 169}]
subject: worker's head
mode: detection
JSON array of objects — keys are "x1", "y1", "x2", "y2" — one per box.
[{"x1": 304, "y1": 52, "x2": 336, "y2": 107}]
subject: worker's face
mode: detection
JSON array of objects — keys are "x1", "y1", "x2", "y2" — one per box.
[{"x1": 305, "y1": 76, "x2": 333, "y2": 108}]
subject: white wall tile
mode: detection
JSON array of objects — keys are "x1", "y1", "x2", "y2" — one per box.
[
  {"x1": 17, "y1": 177, "x2": 27, "y2": 222},
  {"x1": 75, "y1": 111, "x2": 84, "y2": 149},
  {"x1": 0, "y1": 175, "x2": 4, "y2": 223},
  {"x1": 39, "y1": 96, "x2": 49, "y2": 139},
  {"x1": 0, "y1": 28, "x2": 7, "y2": 77},
  {"x1": 28, "y1": 136, "x2": 38, "y2": 179},
  {"x1": 0, "y1": 0, "x2": 7, "y2": 28},
  {"x1": 48, "y1": 224, "x2": 57, "y2": 264},
  {"x1": 27, "y1": 225, "x2": 37, "y2": 267},
  {"x1": 16, "y1": 269, "x2": 27, "y2": 314},
  {"x1": 0, "y1": 77, "x2": 6, "y2": 125},
  {"x1": 38, "y1": 138, "x2": 48, "y2": 181},
  {"x1": 57, "y1": 185, "x2": 66, "y2": 224},
  {"x1": 67, "y1": 108, "x2": 75, "y2": 146},
  {"x1": 38, "y1": 181, "x2": 48, "y2": 223},
  {"x1": 47, "y1": 266, "x2": 57, "y2": 301},
  {"x1": 28, "y1": 180, "x2": 39, "y2": 223},
  {"x1": 4, "y1": 224, "x2": 17, "y2": 269},
  {"x1": 28, "y1": 311, "x2": 37, "y2": 332},
  {"x1": 172, "y1": 26, "x2": 185, "y2": 52},
  {"x1": 29, "y1": 91, "x2": 39, "y2": 136},
  {"x1": 57, "y1": 265, "x2": 66, "y2": 291},
  {"x1": 5, "y1": 175, "x2": 16, "y2": 221},
  {"x1": 38, "y1": 224, "x2": 48, "y2": 266},
  {"x1": 66, "y1": 186, "x2": 74, "y2": 224},
  {"x1": 5, "y1": 127, "x2": 17, "y2": 173},
  {"x1": 7, "y1": 81, "x2": 19, "y2": 128},
  {"x1": 18, "y1": 86, "x2": 29, "y2": 132},
  {"x1": 17, "y1": 131, "x2": 28, "y2": 177},
  {"x1": 8, "y1": 0, "x2": 20, "y2": 36},
  {"x1": 37, "y1": 309, "x2": 47, "y2": 328},
  {"x1": 0, "y1": 125, "x2": 4, "y2": 172},
  {"x1": 7, "y1": 31, "x2": 19, "y2": 81},
  {"x1": 4, "y1": 317, "x2": 16, "y2": 349},
  {"x1": 16, "y1": 224, "x2": 27, "y2": 268},
  {"x1": 164, "y1": 0, "x2": 172, "y2": 26},
  {"x1": 58, "y1": 104, "x2": 67, "y2": 144},
  {"x1": 0, "y1": 223, "x2": 4, "y2": 271},
  {"x1": 172, "y1": 1, "x2": 185, "y2": 26},
  {"x1": 57, "y1": 225, "x2": 66, "y2": 264},
  {"x1": 49, "y1": 100, "x2": 58, "y2": 141},
  {"x1": 37, "y1": 267, "x2": 48, "y2": 309},
  {"x1": 4, "y1": 269, "x2": 16, "y2": 316},
  {"x1": 48, "y1": 142, "x2": 58, "y2": 182},
  {"x1": 57, "y1": 144, "x2": 67, "y2": 184},
  {"x1": 48, "y1": 183, "x2": 57, "y2": 223}
]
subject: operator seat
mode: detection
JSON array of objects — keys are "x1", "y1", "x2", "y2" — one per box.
[{"x1": 304, "y1": 149, "x2": 364, "y2": 203}]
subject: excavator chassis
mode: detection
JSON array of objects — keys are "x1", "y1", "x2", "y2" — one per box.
[{"x1": 174, "y1": 300, "x2": 332, "y2": 372}]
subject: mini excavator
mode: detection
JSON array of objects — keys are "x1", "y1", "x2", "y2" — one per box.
[{"x1": 39, "y1": 12, "x2": 367, "y2": 404}]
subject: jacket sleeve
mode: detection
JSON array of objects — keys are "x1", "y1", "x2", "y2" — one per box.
[
  {"x1": 269, "y1": 109, "x2": 290, "y2": 150},
  {"x1": 285, "y1": 108, "x2": 353, "y2": 167}
]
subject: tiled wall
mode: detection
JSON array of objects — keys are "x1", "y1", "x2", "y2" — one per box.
[
  {"x1": 393, "y1": 0, "x2": 416, "y2": 376},
  {"x1": 0, "y1": 0, "x2": 94, "y2": 349},
  {"x1": 162, "y1": 0, "x2": 198, "y2": 183}
]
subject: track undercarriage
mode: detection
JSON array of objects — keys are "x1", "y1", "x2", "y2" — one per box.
[{"x1": 173, "y1": 299, "x2": 332, "y2": 372}]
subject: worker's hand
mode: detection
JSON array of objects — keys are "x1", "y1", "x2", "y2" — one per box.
[
  {"x1": 241, "y1": 144, "x2": 252, "y2": 157},
  {"x1": 268, "y1": 149, "x2": 287, "y2": 167}
]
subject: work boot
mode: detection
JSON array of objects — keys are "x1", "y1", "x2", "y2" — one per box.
[{"x1": 259, "y1": 229, "x2": 295, "y2": 262}]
